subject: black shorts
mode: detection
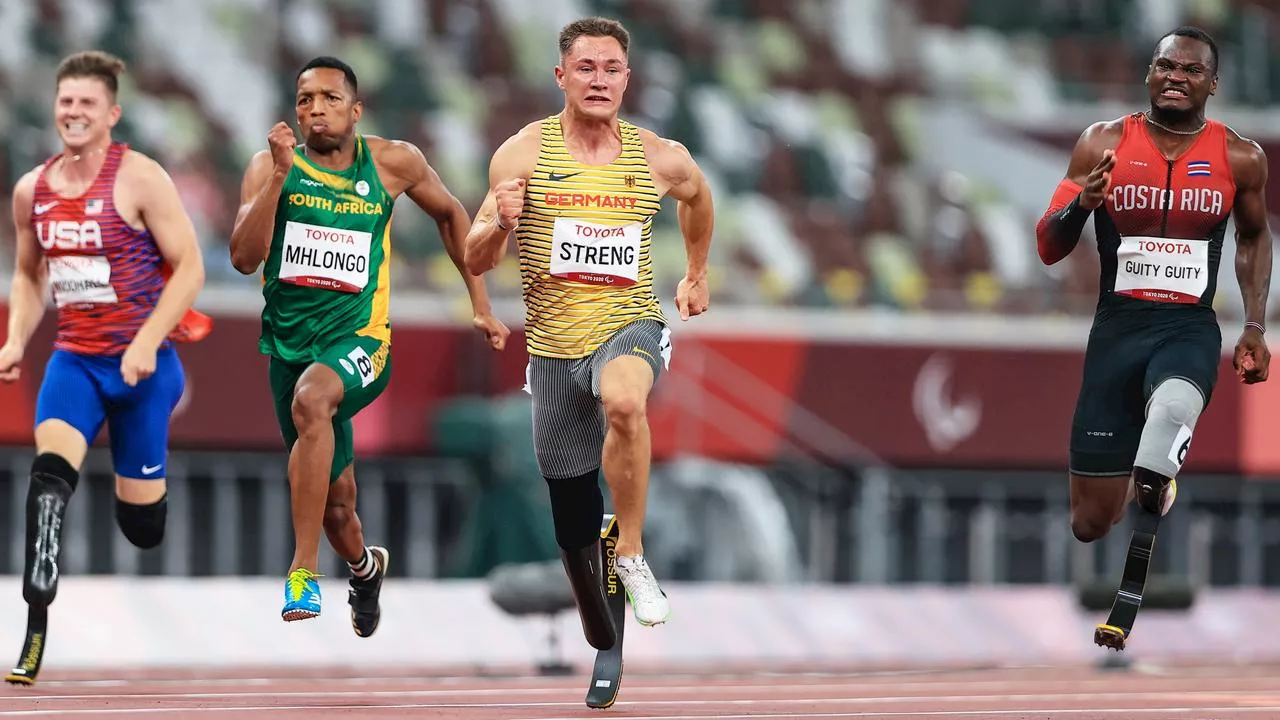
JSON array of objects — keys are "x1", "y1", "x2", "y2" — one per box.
[{"x1": 1069, "y1": 308, "x2": 1221, "y2": 476}]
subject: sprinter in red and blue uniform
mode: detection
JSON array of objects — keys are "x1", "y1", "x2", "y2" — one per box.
[{"x1": 0, "y1": 51, "x2": 210, "y2": 686}]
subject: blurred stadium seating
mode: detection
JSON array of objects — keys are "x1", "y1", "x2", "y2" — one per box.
[{"x1": 3, "y1": 0, "x2": 1277, "y2": 319}]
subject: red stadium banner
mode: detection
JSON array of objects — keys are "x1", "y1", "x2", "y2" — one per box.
[{"x1": 0, "y1": 303, "x2": 1271, "y2": 476}]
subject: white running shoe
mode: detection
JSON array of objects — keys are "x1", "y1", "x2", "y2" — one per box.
[{"x1": 615, "y1": 554, "x2": 671, "y2": 627}]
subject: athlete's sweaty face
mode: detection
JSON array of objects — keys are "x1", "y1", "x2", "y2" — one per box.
[
  {"x1": 556, "y1": 36, "x2": 630, "y2": 120},
  {"x1": 296, "y1": 68, "x2": 362, "y2": 154},
  {"x1": 54, "y1": 77, "x2": 120, "y2": 152},
  {"x1": 1146, "y1": 36, "x2": 1216, "y2": 117}
]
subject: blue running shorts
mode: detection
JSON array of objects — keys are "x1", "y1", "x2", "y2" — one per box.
[{"x1": 34, "y1": 347, "x2": 185, "y2": 479}]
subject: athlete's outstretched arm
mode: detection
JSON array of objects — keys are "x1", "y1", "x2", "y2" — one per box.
[
  {"x1": 230, "y1": 150, "x2": 287, "y2": 274},
  {"x1": 464, "y1": 128, "x2": 537, "y2": 275},
  {"x1": 131, "y1": 157, "x2": 206, "y2": 352},
  {"x1": 385, "y1": 141, "x2": 509, "y2": 350},
  {"x1": 390, "y1": 144, "x2": 490, "y2": 306},
  {"x1": 655, "y1": 139, "x2": 713, "y2": 320},
  {"x1": 1036, "y1": 121, "x2": 1117, "y2": 265},
  {"x1": 1229, "y1": 137, "x2": 1273, "y2": 383},
  {"x1": 0, "y1": 172, "x2": 47, "y2": 379}
]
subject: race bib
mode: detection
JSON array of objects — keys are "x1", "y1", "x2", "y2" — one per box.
[
  {"x1": 550, "y1": 217, "x2": 641, "y2": 287},
  {"x1": 342, "y1": 346, "x2": 376, "y2": 388},
  {"x1": 47, "y1": 255, "x2": 117, "y2": 307},
  {"x1": 1113, "y1": 235, "x2": 1209, "y2": 304},
  {"x1": 279, "y1": 221, "x2": 372, "y2": 293}
]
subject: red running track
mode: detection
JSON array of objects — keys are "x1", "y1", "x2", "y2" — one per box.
[{"x1": 2, "y1": 664, "x2": 1279, "y2": 719}]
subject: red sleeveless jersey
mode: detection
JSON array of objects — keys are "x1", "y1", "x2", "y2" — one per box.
[
  {"x1": 1096, "y1": 112, "x2": 1236, "y2": 308},
  {"x1": 33, "y1": 142, "x2": 167, "y2": 355}
]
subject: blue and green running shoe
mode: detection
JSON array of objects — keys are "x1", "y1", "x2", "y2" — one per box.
[{"x1": 282, "y1": 568, "x2": 322, "y2": 621}]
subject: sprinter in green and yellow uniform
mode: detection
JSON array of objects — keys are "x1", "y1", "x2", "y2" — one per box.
[{"x1": 229, "y1": 56, "x2": 509, "y2": 631}]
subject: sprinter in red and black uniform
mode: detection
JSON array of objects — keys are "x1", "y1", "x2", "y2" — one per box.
[{"x1": 1037, "y1": 26, "x2": 1272, "y2": 543}]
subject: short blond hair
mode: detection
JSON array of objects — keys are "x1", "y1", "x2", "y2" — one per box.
[{"x1": 56, "y1": 51, "x2": 126, "y2": 97}]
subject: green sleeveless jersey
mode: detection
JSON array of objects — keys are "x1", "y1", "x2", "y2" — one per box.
[{"x1": 259, "y1": 135, "x2": 394, "y2": 364}]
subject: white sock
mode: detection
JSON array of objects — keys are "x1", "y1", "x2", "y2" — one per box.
[
  {"x1": 349, "y1": 547, "x2": 376, "y2": 580},
  {"x1": 615, "y1": 554, "x2": 644, "y2": 569}
]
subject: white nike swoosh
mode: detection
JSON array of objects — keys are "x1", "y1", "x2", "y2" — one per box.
[
  {"x1": 34, "y1": 202, "x2": 58, "y2": 215},
  {"x1": 141, "y1": 464, "x2": 162, "y2": 475}
]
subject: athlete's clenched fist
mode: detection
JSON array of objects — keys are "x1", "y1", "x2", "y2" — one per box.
[{"x1": 494, "y1": 179, "x2": 526, "y2": 231}]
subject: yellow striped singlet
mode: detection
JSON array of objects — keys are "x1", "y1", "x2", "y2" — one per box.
[{"x1": 517, "y1": 115, "x2": 665, "y2": 359}]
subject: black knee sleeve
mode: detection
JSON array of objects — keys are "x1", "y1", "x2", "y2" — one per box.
[
  {"x1": 546, "y1": 470, "x2": 603, "y2": 551},
  {"x1": 548, "y1": 470, "x2": 615, "y2": 650},
  {"x1": 24, "y1": 453, "x2": 79, "y2": 606},
  {"x1": 116, "y1": 494, "x2": 167, "y2": 549}
]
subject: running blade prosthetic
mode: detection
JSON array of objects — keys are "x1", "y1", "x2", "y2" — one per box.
[{"x1": 585, "y1": 514, "x2": 626, "y2": 709}]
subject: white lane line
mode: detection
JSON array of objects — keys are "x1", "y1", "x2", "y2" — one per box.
[{"x1": 3, "y1": 704, "x2": 1280, "y2": 717}]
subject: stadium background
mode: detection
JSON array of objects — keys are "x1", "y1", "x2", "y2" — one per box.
[{"x1": 0, "y1": 0, "x2": 1278, "y2": 675}]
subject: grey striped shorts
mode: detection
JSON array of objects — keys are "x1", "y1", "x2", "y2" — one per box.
[{"x1": 524, "y1": 319, "x2": 671, "y2": 479}]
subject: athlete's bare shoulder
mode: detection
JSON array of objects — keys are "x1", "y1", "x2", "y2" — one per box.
[
  {"x1": 1090, "y1": 117, "x2": 1127, "y2": 137},
  {"x1": 245, "y1": 148, "x2": 274, "y2": 173},
  {"x1": 365, "y1": 135, "x2": 426, "y2": 171},
  {"x1": 11, "y1": 164, "x2": 44, "y2": 263},
  {"x1": 236, "y1": 149, "x2": 277, "y2": 204},
  {"x1": 118, "y1": 149, "x2": 175, "y2": 184},
  {"x1": 363, "y1": 135, "x2": 442, "y2": 197},
  {"x1": 488, "y1": 120, "x2": 542, "y2": 182},
  {"x1": 1078, "y1": 117, "x2": 1126, "y2": 153},
  {"x1": 635, "y1": 125, "x2": 698, "y2": 192},
  {"x1": 117, "y1": 150, "x2": 175, "y2": 197},
  {"x1": 362, "y1": 134, "x2": 405, "y2": 156},
  {"x1": 1222, "y1": 124, "x2": 1267, "y2": 188},
  {"x1": 1064, "y1": 117, "x2": 1127, "y2": 183},
  {"x1": 12, "y1": 165, "x2": 42, "y2": 207},
  {"x1": 1221, "y1": 122, "x2": 1257, "y2": 144},
  {"x1": 1223, "y1": 125, "x2": 1265, "y2": 163},
  {"x1": 635, "y1": 126, "x2": 689, "y2": 160},
  {"x1": 498, "y1": 120, "x2": 543, "y2": 158},
  {"x1": 510, "y1": 119, "x2": 544, "y2": 144},
  {"x1": 114, "y1": 150, "x2": 188, "y2": 229}
]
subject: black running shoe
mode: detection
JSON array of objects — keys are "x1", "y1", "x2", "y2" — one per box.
[{"x1": 347, "y1": 546, "x2": 389, "y2": 638}]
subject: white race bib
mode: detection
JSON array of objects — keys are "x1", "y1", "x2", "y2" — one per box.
[
  {"x1": 342, "y1": 346, "x2": 376, "y2": 388},
  {"x1": 1113, "y1": 235, "x2": 1209, "y2": 304},
  {"x1": 550, "y1": 217, "x2": 641, "y2": 287},
  {"x1": 47, "y1": 255, "x2": 117, "y2": 307},
  {"x1": 279, "y1": 221, "x2": 372, "y2": 293}
]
